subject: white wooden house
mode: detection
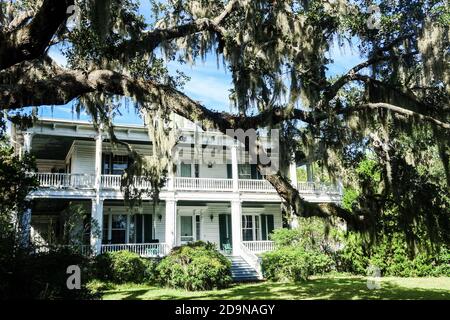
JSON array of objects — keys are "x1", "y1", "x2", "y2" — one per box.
[{"x1": 12, "y1": 116, "x2": 342, "y2": 279}]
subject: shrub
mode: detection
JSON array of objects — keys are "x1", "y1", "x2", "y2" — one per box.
[
  {"x1": 0, "y1": 247, "x2": 97, "y2": 299},
  {"x1": 337, "y1": 232, "x2": 450, "y2": 277},
  {"x1": 261, "y1": 247, "x2": 334, "y2": 282},
  {"x1": 156, "y1": 241, "x2": 232, "y2": 291},
  {"x1": 94, "y1": 250, "x2": 157, "y2": 284}
]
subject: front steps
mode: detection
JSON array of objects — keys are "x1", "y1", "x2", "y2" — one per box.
[{"x1": 229, "y1": 256, "x2": 261, "y2": 282}]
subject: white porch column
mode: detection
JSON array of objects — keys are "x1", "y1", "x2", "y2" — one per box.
[
  {"x1": 231, "y1": 199, "x2": 242, "y2": 256},
  {"x1": 167, "y1": 163, "x2": 175, "y2": 191},
  {"x1": 289, "y1": 159, "x2": 298, "y2": 188},
  {"x1": 231, "y1": 145, "x2": 239, "y2": 192},
  {"x1": 165, "y1": 199, "x2": 177, "y2": 249},
  {"x1": 94, "y1": 131, "x2": 103, "y2": 190},
  {"x1": 91, "y1": 130, "x2": 104, "y2": 255},
  {"x1": 90, "y1": 198, "x2": 104, "y2": 255}
]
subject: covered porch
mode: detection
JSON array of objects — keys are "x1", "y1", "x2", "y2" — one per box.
[{"x1": 29, "y1": 199, "x2": 279, "y2": 258}]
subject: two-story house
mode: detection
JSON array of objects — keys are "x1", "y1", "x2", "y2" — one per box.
[{"x1": 12, "y1": 116, "x2": 342, "y2": 279}]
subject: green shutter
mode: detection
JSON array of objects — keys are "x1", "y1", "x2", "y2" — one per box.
[
  {"x1": 267, "y1": 215, "x2": 274, "y2": 238},
  {"x1": 261, "y1": 214, "x2": 267, "y2": 240},
  {"x1": 227, "y1": 164, "x2": 232, "y2": 179},
  {"x1": 136, "y1": 214, "x2": 142, "y2": 243},
  {"x1": 219, "y1": 214, "x2": 227, "y2": 250},
  {"x1": 144, "y1": 215, "x2": 152, "y2": 242},
  {"x1": 251, "y1": 164, "x2": 257, "y2": 179}
]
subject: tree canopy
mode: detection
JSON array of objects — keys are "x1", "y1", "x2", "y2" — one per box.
[{"x1": 0, "y1": 0, "x2": 449, "y2": 243}]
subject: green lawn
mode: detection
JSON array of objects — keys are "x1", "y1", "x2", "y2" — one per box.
[{"x1": 101, "y1": 276, "x2": 450, "y2": 300}]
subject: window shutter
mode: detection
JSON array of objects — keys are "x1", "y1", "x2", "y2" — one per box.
[
  {"x1": 227, "y1": 164, "x2": 232, "y2": 179},
  {"x1": 267, "y1": 215, "x2": 275, "y2": 238},
  {"x1": 261, "y1": 214, "x2": 268, "y2": 240},
  {"x1": 136, "y1": 214, "x2": 143, "y2": 243},
  {"x1": 144, "y1": 215, "x2": 153, "y2": 242},
  {"x1": 219, "y1": 214, "x2": 227, "y2": 250}
]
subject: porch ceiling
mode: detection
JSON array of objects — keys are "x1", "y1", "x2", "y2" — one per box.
[{"x1": 31, "y1": 135, "x2": 90, "y2": 160}]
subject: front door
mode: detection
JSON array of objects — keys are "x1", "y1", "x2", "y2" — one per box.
[
  {"x1": 180, "y1": 215, "x2": 194, "y2": 244},
  {"x1": 219, "y1": 214, "x2": 232, "y2": 250}
]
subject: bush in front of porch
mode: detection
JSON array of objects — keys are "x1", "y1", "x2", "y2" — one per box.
[
  {"x1": 156, "y1": 241, "x2": 232, "y2": 291},
  {"x1": 93, "y1": 251, "x2": 157, "y2": 284},
  {"x1": 261, "y1": 219, "x2": 336, "y2": 282}
]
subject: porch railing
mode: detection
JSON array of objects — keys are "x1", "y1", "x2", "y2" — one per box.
[
  {"x1": 33, "y1": 173, "x2": 342, "y2": 196},
  {"x1": 33, "y1": 173, "x2": 95, "y2": 189},
  {"x1": 242, "y1": 240, "x2": 275, "y2": 253},
  {"x1": 297, "y1": 182, "x2": 341, "y2": 194},
  {"x1": 100, "y1": 243, "x2": 169, "y2": 257},
  {"x1": 240, "y1": 243, "x2": 263, "y2": 279},
  {"x1": 238, "y1": 179, "x2": 275, "y2": 192},
  {"x1": 174, "y1": 177, "x2": 233, "y2": 191}
]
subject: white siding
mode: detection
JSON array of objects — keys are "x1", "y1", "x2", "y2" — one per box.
[
  {"x1": 198, "y1": 164, "x2": 228, "y2": 178},
  {"x1": 72, "y1": 144, "x2": 95, "y2": 174},
  {"x1": 36, "y1": 159, "x2": 66, "y2": 172}
]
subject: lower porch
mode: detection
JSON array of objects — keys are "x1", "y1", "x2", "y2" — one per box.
[{"x1": 29, "y1": 199, "x2": 280, "y2": 258}]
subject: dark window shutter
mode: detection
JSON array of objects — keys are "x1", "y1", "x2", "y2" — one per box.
[
  {"x1": 144, "y1": 215, "x2": 152, "y2": 242},
  {"x1": 267, "y1": 215, "x2": 274, "y2": 238},
  {"x1": 250, "y1": 164, "x2": 257, "y2": 179},
  {"x1": 227, "y1": 164, "x2": 232, "y2": 179},
  {"x1": 219, "y1": 214, "x2": 227, "y2": 250},
  {"x1": 136, "y1": 214, "x2": 142, "y2": 243},
  {"x1": 261, "y1": 214, "x2": 267, "y2": 240}
]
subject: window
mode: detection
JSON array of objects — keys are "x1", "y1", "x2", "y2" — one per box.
[
  {"x1": 102, "y1": 154, "x2": 130, "y2": 174},
  {"x1": 112, "y1": 155, "x2": 129, "y2": 174},
  {"x1": 180, "y1": 162, "x2": 192, "y2": 177},
  {"x1": 133, "y1": 214, "x2": 153, "y2": 243},
  {"x1": 102, "y1": 218, "x2": 109, "y2": 244},
  {"x1": 180, "y1": 216, "x2": 193, "y2": 242},
  {"x1": 242, "y1": 215, "x2": 253, "y2": 241},
  {"x1": 255, "y1": 215, "x2": 261, "y2": 240},
  {"x1": 238, "y1": 164, "x2": 252, "y2": 179},
  {"x1": 111, "y1": 215, "x2": 127, "y2": 244}
]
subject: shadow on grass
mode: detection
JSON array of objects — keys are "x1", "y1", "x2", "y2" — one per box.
[{"x1": 104, "y1": 277, "x2": 450, "y2": 300}]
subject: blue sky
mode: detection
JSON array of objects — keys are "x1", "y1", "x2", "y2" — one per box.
[{"x1": 28, "y1": 1, "x2": 364, "y2": 125}]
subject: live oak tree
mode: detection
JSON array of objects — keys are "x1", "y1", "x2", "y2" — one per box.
[{"x1": 0, "y1": 0, "x2": 449, "y2": 243}]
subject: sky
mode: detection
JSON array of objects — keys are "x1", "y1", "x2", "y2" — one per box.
[{"x1": 24, "y1": 1, "x2": 364, "y2": 126}]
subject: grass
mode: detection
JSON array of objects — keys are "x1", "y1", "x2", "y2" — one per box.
[{"x1": 101, "y1": 276, "x2": 450, "y2": 300}]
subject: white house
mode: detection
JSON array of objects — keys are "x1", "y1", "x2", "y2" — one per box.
[{"x1": 12, "y1": 116, "x2": 342, "y2": 279}]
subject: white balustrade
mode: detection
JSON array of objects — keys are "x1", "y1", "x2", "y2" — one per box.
[
  {"x1": 33, "y1": 173, "x2": 342, "y2": 196},
  {"x1": 238, "y1": 179, "x2": 275, "y2": 192},
  {"x1": 100, "y1": 243, "x2": 169, "y2": 257},
  {"x1": 33, "y1": 173, "x2": 95, "y2": 189},
  {"x1": 174, "y1": 177, "x2": 233, "y2": 191},
  {"x1": 240, "y1": 243, "x2": 263, "y2": 279},
  {"x1": 242, "y1": 240, "x2": 275, "y2": 253}
]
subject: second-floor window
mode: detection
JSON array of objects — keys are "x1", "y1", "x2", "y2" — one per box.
[{"x1": 103, "y1": 154, "x2": 130, "y2": 175}]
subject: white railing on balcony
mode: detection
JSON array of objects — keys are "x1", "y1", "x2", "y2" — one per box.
[
  {"x1": 100, "y1": 243, "x2": 169, "y2": 257},
  {"x1": 101, "y1": 174, "x2": 122, "y2": 189},
  {"x1": 33, "y1": 173, "x2": 95, "y2": 189},
  {"x1": 238, "y1": 179, "x2": 275, "y2": 192},
  {"x1": 174, "y1": 177, "x2": 233, "y2": 191},
  {"x1": 33, "y1": 173, "x2": 342, "y2": 196},
  {"x1": 240, "y1": 243, "x2": 263, "y2": 279},
  {"x1": 242, "y1": 240, "x2": 275, "y2": 253},
  {"x1": 297, "y1": 182, "x2": 341, "y2": 195}
]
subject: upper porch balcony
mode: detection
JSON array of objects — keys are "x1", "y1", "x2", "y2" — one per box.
[{"x1": 32, "y1": 172, "x2": 343, "y2": 197}]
